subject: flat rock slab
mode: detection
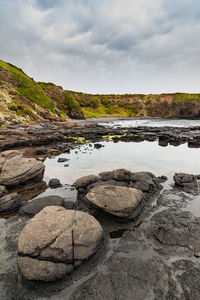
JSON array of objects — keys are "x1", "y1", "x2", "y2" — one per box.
[
  {"x1": 18, "y1": 206, "x2": 103, "y2": 281},
  {"x1": 86, "y1": 185, "x2": 143, "y2": 219},
  {"x1": 0, "y1": 155, "x2": 45, "y2": 186},
  {"x1": 19, "y1": 195, "x2": 65, "y2": 217}
]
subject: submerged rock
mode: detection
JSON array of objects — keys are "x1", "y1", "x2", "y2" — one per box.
[
  {"x1": 86, "y1": 185, "x2": 143, "y2": 219},
  {"x1": 19, "y1": 195, "x2": 65, "y2": 217},
  {"x1": 0, "y1": 155, "x2": 45, "y2": 187},
  {"x1": 18, "y1": 206, "x2": 103, "y2": 281},
  {"x1": 0, "y1": 193, "x2": 22, "y2": 214}
]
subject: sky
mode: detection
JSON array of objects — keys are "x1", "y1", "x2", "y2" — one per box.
[{"x1": 0, "y1": 0, "x2": 200, "y2": 94}]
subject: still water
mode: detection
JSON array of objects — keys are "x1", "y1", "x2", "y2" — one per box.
[{"x1": 44, "y1": 140, "x2": 200, "y2": 187}]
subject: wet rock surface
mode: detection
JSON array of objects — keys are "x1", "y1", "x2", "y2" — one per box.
[
  {"x1": 2, "y1": 120, "x2": 200, "y2": 298},
  {"x1": 18, "y1": 206, "x2": 103, "y2": 281},
  {"x1": 75, "y1": 169, "x2": 164, "y2": 195},
  {"x1": 49, "y1": 178, "x2": 61, "y2": 188}
]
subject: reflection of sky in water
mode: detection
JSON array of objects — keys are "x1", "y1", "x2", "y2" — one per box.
[
  {"x1": 44, "y1": 141, "x2": 200, "y2": 186},
  {"x1": 99, "y1": 119, "x2": 200, "y2": 128}
]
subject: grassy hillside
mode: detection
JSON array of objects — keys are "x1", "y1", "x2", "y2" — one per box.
[{"x1": 1, "y1": 59, "x2": 200, "y2": 125}]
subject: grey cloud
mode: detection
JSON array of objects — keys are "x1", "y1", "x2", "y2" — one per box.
[{"x1": 0, "y1": 0, "x2": 200, "y2": 93}]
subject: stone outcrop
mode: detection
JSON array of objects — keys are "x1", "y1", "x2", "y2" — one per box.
[
  {"x1": 86, "y1": 185, "x2": 143, "y2": 219},
  {"x1": 74, "y1": 169, "x2": 164, "y2": 194},
  {"x1": 18, "y1": 206, "x2": 103, "y2": 281}
]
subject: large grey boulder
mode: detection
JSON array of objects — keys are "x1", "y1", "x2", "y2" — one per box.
[
  {"x1": 0, "y1": 193, "x2": 22, "y2": 214},
  {"x1": 86, "y1": 185, "x2": 143, "y2": 219},
  {"x1": 19, "y1": 195, "x2": 65, "y2": 217},
  {"x1": 18, "y1": 206, "x2": 103, "y2": 281},
  {"x1": 0, "y1": 155, "x2": 45, "y2": 187}
]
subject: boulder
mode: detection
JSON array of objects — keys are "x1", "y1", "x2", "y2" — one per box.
[
  {"x1": 130, "y1": 172, "x2": 161, "y2": 193},
  {"x1": 173, "y1": 173, "x2": 198, "y2": 194},
  {"x1": 18, "y1": 206, "x2": 103, "y2": 281},
  {"x1": 0, "y1": 193, "x2": 22, "y2": 214},
  {"x1": 74, "y1": 175, "x2": 99, "y2": 189},
  {"x1": 174, "y1": 173, "x2": 197, "y2": 186},
  {"x1": 86, "y1": 185, "x2": 143, "y2": 219},
  {"x1": 0, "y1": 155, "x2": 45, "y2": 187},
  {"x1": 0, "y1": 185, "x2": 7, "y2": 197},
  {"x1": 49, "y1": 178, "x2": 61, "y2": 188},
  {"x1": 19, "y1": 196, "x2": 65, "y2": 217}
]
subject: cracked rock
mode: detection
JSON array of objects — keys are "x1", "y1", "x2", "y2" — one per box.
[{"x1": 18, "y1": 206, "x2": 103, "y2": 281}]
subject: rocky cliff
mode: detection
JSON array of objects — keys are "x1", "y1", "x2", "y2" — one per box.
[{"x1": 1, "y1": 59, "x2": 200, "y2": 125}]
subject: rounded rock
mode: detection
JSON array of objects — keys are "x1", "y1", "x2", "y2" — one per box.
[
  {"x1": 0, "y1": 155, "x2": 45, "y2": 187},
  {"x1": 18, "y1": 206, "x2": 103, "y2": 281},
  {"x1": 86, "y1": 185, "x2": 143, "y2": 219}
]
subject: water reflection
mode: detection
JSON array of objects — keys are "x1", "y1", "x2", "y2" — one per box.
[{"x1": 44, "y1": 140, "x2": 200, "y2": 186}]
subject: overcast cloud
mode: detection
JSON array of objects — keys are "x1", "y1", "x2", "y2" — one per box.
[{"x1": 0, "y1": 0, "x2": 200, "y2": 93}]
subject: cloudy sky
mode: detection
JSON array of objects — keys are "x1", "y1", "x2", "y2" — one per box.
[{"x1": 0, "y1": 0, "x2": 200, "y2": 94}]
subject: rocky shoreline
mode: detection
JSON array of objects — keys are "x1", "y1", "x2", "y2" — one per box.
[
  {"x1": 1, "y1": 120, "x2": 200, "y2": 299},
  {"x1": 1, "y1": 120, "x2": 200, "y2": 154}
]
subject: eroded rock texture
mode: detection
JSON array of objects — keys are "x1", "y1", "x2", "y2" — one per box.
[{"x1": 18, "y1": 206, "x2": 103, "y2": 281}]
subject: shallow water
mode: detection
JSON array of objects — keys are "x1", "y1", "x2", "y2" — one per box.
[
  {"x1": 99, "y1": 118, "x2": 200, "y2": 128},
  {"x1": 44, "y1": 140, "x2": 200, "y2": 187}
]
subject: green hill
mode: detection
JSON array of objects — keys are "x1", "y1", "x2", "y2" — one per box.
[{"x1": 1, "y1": 59, "x2": 200, "y2": 125}]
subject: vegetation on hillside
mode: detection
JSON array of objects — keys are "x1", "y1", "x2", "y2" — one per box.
[{"x1": 1, "y1": 59, "x2": 200, "y2": 124}]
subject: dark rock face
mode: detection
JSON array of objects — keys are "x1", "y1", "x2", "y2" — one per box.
[
  {"x1": 57, "y1": 157, "x2": 69, "y2": 163},
  {"x1": 75, "y1": 169, "x2": 164, "y2": 194},
  {"x1": 34, "y1": 148, "x2": 48, "y2": 155},
  {"x1": 0, "y1": 193, "x2": 22, "y2": 214},
  {"x1": 18, "y1": 206, "x2": 103, "y2": 281},
  {"x1": 148, "y1": 208, "x2": 200, "y2": 251},
  {"x1": 19, "y1": 195, "x2": 65, "y2": 217},
  {"x1": 174, "y1": 173, "x2": 197, "y2": 186},
  {"x1": 173, "y1": 173, "x2": 199, "y2": 194},
  {"x1": 49, "y1": 178, "x2": 61, "y2": 188},
  {"x1": 0, "y1": 185, "x2": 7, "y2": 197}
]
